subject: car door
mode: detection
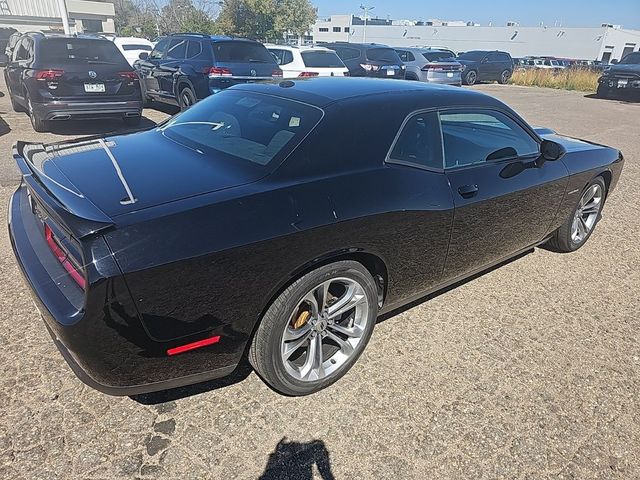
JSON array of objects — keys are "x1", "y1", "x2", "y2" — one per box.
[
  {"x1": 440, "y1": 108, "x2": 569, "y2": 280},
  {"x1": 156, "y1": 37, "x2": 187, "y2": 99},
  {"x1": 137, "y1": 37, "x2": 170, "y2": 96},
  {"x1": 5, "y1": 37, "x2": 31, "y2": 100},
  {"x1": 481, "y1": 53, "x2": 500, "y2": 80}
]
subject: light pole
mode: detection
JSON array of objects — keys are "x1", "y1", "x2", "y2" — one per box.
[
  {"x1": 360, "y1": 4, "x2": 374, "y2": 43},
  {"x1": 55, "y1": 0, "x2": 71, "y2": 34}
]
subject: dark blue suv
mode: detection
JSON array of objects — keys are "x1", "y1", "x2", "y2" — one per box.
[{"x1": 136, "y1": 34, "x2": 282, "y2": 110}]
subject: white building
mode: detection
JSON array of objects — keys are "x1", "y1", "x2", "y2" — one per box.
[
  {"x1": 0, "y1": 0, "x2": 115, "y2": 34},
  {"x1": 311, "y1": 15, "x2": 640, "y2": 62}
]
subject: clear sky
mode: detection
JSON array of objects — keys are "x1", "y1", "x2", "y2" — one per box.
[{"x1": 314, "y1": 0, "x2": 640, "y2": 30}]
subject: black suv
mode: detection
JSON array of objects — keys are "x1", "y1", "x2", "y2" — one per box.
[
  {"x1": 135, "y1": 34, "x2": 282, "y2": 110},
  {"x1": 323, "y1": 42, "x2": 405, "y2": 78},
  {"x1": 597, "y1": 51, "x2": 640, "y2": 99},
  {"x1": 0, "y1": 33, "x2": 142, "y2": 132},
  {"x1": 456, "y1": 50, "x2": 513, "y2": 85}
]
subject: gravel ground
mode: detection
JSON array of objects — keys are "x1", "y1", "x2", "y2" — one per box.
[{"x1": 0, "y1": 79, "x2": 638, "y2": 480}]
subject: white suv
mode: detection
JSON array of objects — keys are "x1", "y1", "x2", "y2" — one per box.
[{"x1": 266, "y1": 45, "x2": 349, "y2": 78}]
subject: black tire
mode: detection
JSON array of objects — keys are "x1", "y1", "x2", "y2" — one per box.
[
  {"x1": 546, "y1": 176, "x2": 607, "y2": 253},
  {"x1": 124, "y1": 116, "x2": 142, "y2": 127},
  {"x1": 498, "y1": 69, "x2": 511, "y2": 84},
  {"x1": 178, "y1": 86, "x2": 196, "y2": 111},
  {"x1": 26, "y1": 93, "x2": 48, "y2": 133},
  {"x1": 463, "y1": 70, "x2": 478, "y2": 86},
  {"x1": 8, "y1": 86, "x2": 26, "y2": 112},
  {"x1": 249, "y1": 260, "x2": 379, "y2": 396},
  {"x1": 405, "y1": 72, "x2": 419, "y2": 81},
  {"x1": 596, "y1": 83, "x2": 612, "y2": 99}
]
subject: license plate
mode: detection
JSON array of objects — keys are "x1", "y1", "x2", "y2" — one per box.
[
  {"x1": 387, "y1": 69, "x2": 395, "y2": 76},
  {"x1": 84, "y1": 83, "x2": 105, "y2": 93},
  {"x1": 447, "y1": 72, "x2": 454, "y2": 78},
  {"x1": 617, "y1": 79, "x2": 628, "y2": 88}
]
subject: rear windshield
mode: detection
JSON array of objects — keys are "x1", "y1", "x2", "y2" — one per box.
[
  {"x1": 301, "y1": 50, "x2": 345, "y2": 68},
  {"x1": 40, "y1": 38, "x2": 127, "y2": 64},
  {"x1": 457, "y1": 51, "x2": 485, "y2": 61},
  {"x1": 366, "y1": 48, "x2": 402, "y2": 63},
  {"x1": 423, "y1": 52, "x2": 455, "y2": 62},
  {"x1": 122, "y1": 44, "x2": 152, "y2": 51},
  {"x1": 620, "y1": 52, "x2": 640, "y2": 65},
  {"x1": 160, "y1": 90, "x2": 323, "y2": 168},
  {"x1": 212, "y1": 41, "x2": 274, "y2": 63}
]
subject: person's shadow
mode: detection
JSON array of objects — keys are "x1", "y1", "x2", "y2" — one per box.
[{"x1": 259, "y1": 437, "x2": 335, "y2": 480}]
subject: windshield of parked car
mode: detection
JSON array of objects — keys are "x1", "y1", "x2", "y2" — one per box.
[
  {"x1": 422, "y1": 52, "x2": 456, "y2": 62},
  {"x1": 160, "y1": 90, "x2": 323, "y2": 168},
  {"x1": 366, "y1": 48, "x2": 402, "y2": 63},
  {"x1": 212, "y1": 41, "x2": 274, "y2": 63},
  {"x1": 457, "y1": 51, "x2": 485, "y2": 61},
  {"x1": 40, "y1": 38, "x2": 127, "y2": 64},
  {"x1": 620, "y1": 52, "x2": 640, "y2": 65},
  {"x1": 301, "y1": 50, "x2": 345, "y2": 68}
]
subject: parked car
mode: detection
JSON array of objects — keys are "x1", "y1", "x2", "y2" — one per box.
[
  {"x1": 394, "y1": 47, "x2": 462, "y2": 85},
  {"x1": 412, "y1": 45, "x2": 457, "y2": 58},
  {"x1": 113, "y1": 36, "x2": 154, "y2": 67},
  {"x1": 323, "y1": 42, "x2": 405, "y2": 78},
  {"x1": 0, "y1": 33, "x2": 142, "y2": 132},
  {"x1": 135, "y1": 33, "x2": 282, "y2": 110},
  {"x1": 266, "y1": 45, "x2": 349, "y2": 78},
  {"x1": 9, "y1": 77, "x2": 623, "y2": 396},
  {"x1": 1, "y1": 28, "x2": 19, "y2": 57},
  {"x1": 597, "y1": 51, "x2": 640, "y2": 99},
  {"x1": 457, "y1": 50, "x2": 513, "y2": 85}
]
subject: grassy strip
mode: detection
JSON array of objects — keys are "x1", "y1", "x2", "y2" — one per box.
[{"x1": 510, "y1": 69, "x2": 600, "y2": 92}]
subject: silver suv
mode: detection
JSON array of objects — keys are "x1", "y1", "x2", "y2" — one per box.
[{"x1": 394, "y1": 47, "x2": 463, "y2": 86}]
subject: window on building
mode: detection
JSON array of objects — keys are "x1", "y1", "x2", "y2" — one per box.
[
  {"x1": 318, "y1": 27, "x2": 329, "y2": 32},
  {"x1": 344, "y1": 27, "x2": 350, "y2": 33},
  {"x1": 333, "y1": 27, "x2": 342, "y2": 32},
  {"x1": 82, "y1": 19, "x2": 103, "y2": 33}
]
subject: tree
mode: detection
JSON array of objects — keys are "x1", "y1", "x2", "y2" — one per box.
[{"x1": 216, "y1": 0, "x2": 316, "y2": 42}]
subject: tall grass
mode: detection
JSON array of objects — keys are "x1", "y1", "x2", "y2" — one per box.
[{"x1": 510, "y1": 68, "x2": 599, "y2": 92}]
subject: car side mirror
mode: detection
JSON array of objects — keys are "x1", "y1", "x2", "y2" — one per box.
[
  {"x1": 138, "y1": 52, "x2": 149, "y2": 60},
  {"x1": 0, "y1": 53, "x2": 9, "y2": 67},
  {"x1": 537, "y1": 140, "x2": 566, "y2": 167}
]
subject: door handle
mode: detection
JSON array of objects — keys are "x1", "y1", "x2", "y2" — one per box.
[{"x1": 458, "y1": 184, "x2": 478, "y2": 198}]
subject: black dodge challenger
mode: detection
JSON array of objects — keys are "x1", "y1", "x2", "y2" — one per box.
[{"x1": 9, "y1": 78, "x2": 623, "y2": 396}]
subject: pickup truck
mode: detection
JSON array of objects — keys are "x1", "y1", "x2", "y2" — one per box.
[{"x1": 597, "y1": 51, "x2": 640, "y2": 99}]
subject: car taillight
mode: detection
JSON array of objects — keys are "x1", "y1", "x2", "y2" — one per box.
[
  {"x1": 44, "y1": 224, "x2": 86, "y2": 290},
  {"x1": 118, "y1": 71, "x2": 138, "y2": 80},
  {"x1": 298, "y1": 71, "x2": 319, "y2": 77},
  {"x1": 272, "y1": 68, "x2": 283, "y2": 78},
  {"x1": 35, "y1": 69, "x2": 64, "y2": 80},
  {"x1": 422, "y1": 64, "x2": 444, "y2": 71},
  {"x1": 208, "y1": 66, "x2": 233, "y2": 78},
  {"x1": 360, "y1": 63, "x2": 380, "y2": 72}
]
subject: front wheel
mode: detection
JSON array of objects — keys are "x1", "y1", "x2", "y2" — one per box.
[
  {"x1": 249, "y1": 260, "x2": 379, "y2": 396},
  {"x1": 546, "y1": 177, "x2": 607, "y2": 253}
]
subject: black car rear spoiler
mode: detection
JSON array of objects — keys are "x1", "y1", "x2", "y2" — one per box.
[{"x1": 13, "y1": 142, "x2": 114, "y2": 239}]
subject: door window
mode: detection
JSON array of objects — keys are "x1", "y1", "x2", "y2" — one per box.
[
  {"x1": 440, "y1": 110, "x2": 539, "y2": 168},
  {"x1": 388, "y1": 112, "x2": 443, "y2": 170},
  {"x1": 335, "y1": 47, "x2": 360, "y2": 60},
  {"x1": 149, "y1": 38, "x2": 170, "y2": 60},
  {"x1": 396, "y1": 50, "x2": 415, "y2": 62},
  {"x1": 166, "y1": 39, "x2": 187, "y2": 60},
  {"x1": 14, "y1": 38, "x2": 30, "y2": 61},
  {"x1": 186, "y1": 40, "x2": 202, "y2": 58}
]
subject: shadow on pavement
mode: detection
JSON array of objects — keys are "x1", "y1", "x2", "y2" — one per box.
[
  {"x1": 47, "y1": 116, "x2": 158, "y2": 135},
  {"x1": 584, "y1": 92, "x2": 640, "y2": 104},
  {"x1": 0, "y1": 112, "x2": 10, "y2": 137},
  {"x1": 259, "y1": 438, "x2": 335, "y2": 480}
]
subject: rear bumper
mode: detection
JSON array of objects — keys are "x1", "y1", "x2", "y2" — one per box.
[
  {"x1": 32, "y1": 99, "x2": 143, "y2": 121},
  {"x1": 8, "y1": 183, "x2": 238, "y2": 396}
]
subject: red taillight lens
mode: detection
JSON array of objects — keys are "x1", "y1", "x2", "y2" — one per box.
[
  {"x1": 422, "y1": 64, "x2": 444, "y2": 71},
  {"x1": 167, "y1": 335, "x2": 221, "y2": 356},
  {"x1": 44, "y1": 224, "x2": 86, "y2": 289},
  {"x1": 208, "y1": 66, "x2": 233, "y2": 77},
  {"x1": 298, "y1": 71, "x2": 319, "y2": 78},
  {"x1": 272, "y1": 68, "x2": 283, "y2": 78},
  {"x1": 118, "y1": 71, "x2": 138, "y2": 80},
  {"x1": 35, "y1": 69, "x2": 64, "y2": 80}
]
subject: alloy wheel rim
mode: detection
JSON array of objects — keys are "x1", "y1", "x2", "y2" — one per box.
[
  {"x1": 182, "y1": 92, "x2": 192, "y2": 107},
  {"x1": 571, "y1": 184, "x2": 603, "y2": 244},
  {"x1": 502, "y1": 71, "x2": 509, "y2": 82},
  {"x1": 468, "y1": 71, "x2": 476, "y2": 84},
  {"x1": 280, "y1": 277, "x2": 369, "y2": 382}
]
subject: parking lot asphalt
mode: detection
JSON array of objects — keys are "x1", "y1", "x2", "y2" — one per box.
[{"x1": 0, "y1": 77, "x2": 638, "y2": 480}]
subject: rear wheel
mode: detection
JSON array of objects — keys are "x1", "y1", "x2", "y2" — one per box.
[
  {"x1": 178, "y1": 86, "x2": 196, "y2": 111},
  {"x1": 249, "y1": 260, "x2": 378, "y2": 396},
  {"x1": 546, "y1": 177, "x2": 607, "y2": 253},
  {"x1": 498, "y1": 69, "x2": 511, "y2": 84},
  {"x1": 463, "y1": 70, "x2": 477, "y2": 85},
  {"x1": 26, "y1": 93, "x2": 48, "y2": 133}
]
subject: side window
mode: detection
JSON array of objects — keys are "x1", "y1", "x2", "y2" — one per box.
[
  {"x1": 440, "y1": 110, "x2": 539, "y2": 168},
  {"x1": 396, "y1": 50, "x2": 409, "y2": 62},
  {"x1": 166, "y1": 39, "x2": 187, "y2": 60},
  {"x1": 388, "y1": 112, "x2": 443, "y2": 170},
  {"x1": 487, "y1": 53, "x2": 500, "y2": 62},
  {"x1": 269, "y1": 49, "x2": 284, "y2": 65},
  {"x1": 283, "y1": 50, "x2": 294, "y2": 64},
  {"x1": 186, "y1": 40, "x2": 202, "y2": 59},
  {"x1": 149, "y1": 38, "x2": 170, "y2": 60},
  {"x1": 14, "y1": 38, "x2": 30, "y2": 61},
  {"x1": 499, "y1": 53, "x2": 511, "y2": 62},
  {"x1": 336, "y1": 47, "x2": 360, "y2": 60}
]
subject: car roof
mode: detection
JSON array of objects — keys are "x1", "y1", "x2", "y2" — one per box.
[
  {"x1": 265, "y1": 45, "x2": 333, "y2": 52},
  {"x1": 114, "y1": 37, "x2": 153, "y2": 43},
  {"x1": 324, "y1": 42, "x2": 392, "y2": 49},
  {"x1": 169, "y1": 33, "x2": 259, "y2": 44},
  {"x1": 231, "y1": 76, "x2": 495, "y2": 108}
]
